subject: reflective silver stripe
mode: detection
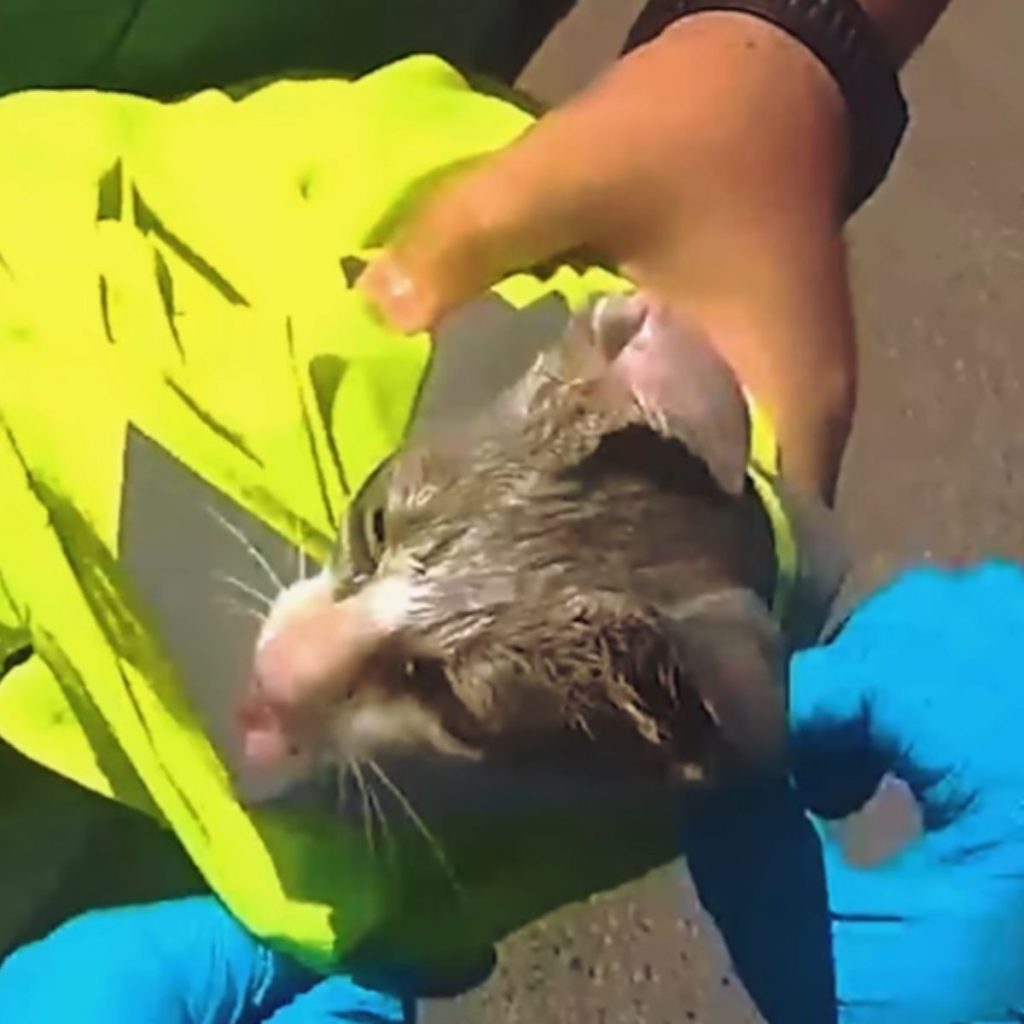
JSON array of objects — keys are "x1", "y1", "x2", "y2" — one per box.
[
  {"x1": 118, "y1": 427, "x2": 322, "y2": 802},
  {"x1": 412, "y1": 291, "x2": 570, "y2": 442}
]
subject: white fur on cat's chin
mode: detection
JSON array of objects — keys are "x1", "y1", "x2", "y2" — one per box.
[
  {"x1": 341, "y1": 700, "x2": 429, "y2": 755},
  {"x1": 335, "y1": 697, "x2": 479, "y2": 761}
]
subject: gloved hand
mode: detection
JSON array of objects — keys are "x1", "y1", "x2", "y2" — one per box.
[
  {"x1": 789, "y1": 561, "x2": 1024, "y2": 1024},
  {"x1": 0, "y1": 896, "x2": 409, "y2": 1024}
]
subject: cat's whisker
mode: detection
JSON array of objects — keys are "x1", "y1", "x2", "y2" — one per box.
[
  {"x1": 213, "y1": 595, "x2": 268, "y2": 625},
  {"x1": 366, "y1": 758, "x2": 462, "y2": 898},
  {"x1": 350, "y1": 759, "x2": 377, "y2": 859},
  {"x1": 343, "y1": 761, "x2": 397, "y2": 872},
  {"x1": 290, "y1": 513, "x2": 311, "y2": 583},
  {"x1": 363, "y1": 773, "x2": 397, "y2": 870},
  {"x1": 350, "y1": 760, "x2": 377, "y2": 858},
  {"x1": 660, "y1": 666, "x2": 682, "y2": 712},
  {"x1": 573, "y1": 713, "x2": 596, "y2": 743},
  {"x1": 204, "y1": 504, "x2": 286, "y2": 593},
  {"x1": 213, "y1": 572, "x2": 275, "y2": 611},
  {"x1": 336, "y1": 758, "x2": 351, "y2": 802}
]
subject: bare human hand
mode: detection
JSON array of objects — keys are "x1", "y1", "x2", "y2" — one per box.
[{"x1": 358, "y1": 3, "x2": 951, "y2": 503}]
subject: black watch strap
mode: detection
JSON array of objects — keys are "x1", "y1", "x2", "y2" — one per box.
[{"x1": 624, "y1": 0, "x2": 909, "y2": 213}]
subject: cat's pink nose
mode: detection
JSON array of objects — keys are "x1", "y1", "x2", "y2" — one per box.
[
  {"x1": 239, "y1": 593, "x2": 392, "y2": 767},
  {"x1": 237, "y1": 695, "x2": 297, "y2": 766},
  {"x1": 239, "y1": 573, "x2": 416, "y2": 765},
  {"x1": 253, "y1": 594, "x2": 385, "y2": 712}
]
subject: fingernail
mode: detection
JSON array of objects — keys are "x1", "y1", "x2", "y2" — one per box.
[{"x1": 357, "y1": 257, "x2": 430, "y2": 333}]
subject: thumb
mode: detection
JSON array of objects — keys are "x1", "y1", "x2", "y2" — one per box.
[
  {"x1": 262, "y1": 976, "x2": 408, "y2": 1023},
  {"x1": 355, "y1": 126, "x2": 593, "y2": 334},
  {"x1": 787, "y1": 641, "x2": 896, "y2": 820},
  {"x1": 788, "y1": 563, "x2": 1024, "y2": 821}
]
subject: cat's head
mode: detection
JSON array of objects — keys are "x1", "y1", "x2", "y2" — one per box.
[{"x1": 241, "y1": 294, "x2": 789, "y2": 789}]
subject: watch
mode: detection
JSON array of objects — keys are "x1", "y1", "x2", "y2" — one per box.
[{"x1": 624, "y1": 0, "x2": 909, "y2": 213}]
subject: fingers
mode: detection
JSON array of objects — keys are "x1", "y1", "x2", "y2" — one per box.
[
  {"x1": 789, "y1": 562, "x2": 1024, "y2": 820},
  {"x1": 787, "y1": 644, "x2": 895, "y2": 819},
  {"x1": 355, "y1": 119, "x2": 594, "y2": 334},
  {"x1": 262, "y1": 975, "x2": 408, "y2": 1023},
  {"x1": 786, "y1": 571, "x2": 938, "y2": 818},
  {"x1": 0, "y1": 897, "x2": 318, "y2": 1024},
  {"x1": 785, "y1": 581, "x2": 905, "y2": 819}
]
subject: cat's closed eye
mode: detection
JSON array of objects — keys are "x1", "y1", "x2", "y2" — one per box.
[
  {"x1": 348, "y1": 502, "x2": 388, "y2": 576},
  {"x1": 369, "y1": 506, "x2": 387, "y2": 551},
  {"x1": 336, "y1": 459, "x2": 396, "y2": 579}
]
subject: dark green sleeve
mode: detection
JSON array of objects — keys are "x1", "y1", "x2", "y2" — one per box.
[
  {"x1": 0, "y1": 737, "x2": 205, "y2": 959},
  {"x1": 0, "y1": 0, "x2": 367, "y2": 98},
  {"x1": 0, "y1": 0, "x2": 574, "y2": 100}
]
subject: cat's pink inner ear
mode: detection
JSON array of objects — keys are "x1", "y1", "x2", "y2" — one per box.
[
  {"x1": 601, "y1": 300, "x2": 752, "y2": 496},
  {"x1": 590, "y1": 293, "x2": 650, "y2": 362}
]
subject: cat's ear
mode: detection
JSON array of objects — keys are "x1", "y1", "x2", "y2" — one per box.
[
  {"x1": 586, "y1": 295, "x2": 752, "y2": 496},
  {"x1": 661, "y1": 588, "x2": 788, "y2": 776}
]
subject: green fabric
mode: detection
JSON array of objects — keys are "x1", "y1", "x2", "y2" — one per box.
[
  {"x1": 0, "y1": 738, "x2": 205, "y2": 957},
  {"x1": 0, "y1": 56, "x2": 630, "y2": 970},
  {"x1": 0, "y1": 0, "x2": 533, "y2": 99}
]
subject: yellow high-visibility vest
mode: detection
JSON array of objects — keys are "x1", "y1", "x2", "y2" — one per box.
[{"x1": 0, "y1": 55, "x2": 796, "y2": 970}]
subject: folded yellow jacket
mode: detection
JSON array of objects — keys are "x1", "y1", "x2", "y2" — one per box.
[{"x1": 0, "y1": 56, "x2": 635, "y2": 969}]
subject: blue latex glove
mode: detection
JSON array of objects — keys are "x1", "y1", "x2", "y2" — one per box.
[
  {"x1": 0, "y1": 896, "x2": 409, "y2": 1023},
  {"x1": 789, "y1": 561, "x2": 1024, "y2": 1024}
]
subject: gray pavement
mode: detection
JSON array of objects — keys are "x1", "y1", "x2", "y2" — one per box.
[{"x1": 423, "y1": 2, "x2": 1024, "y2": 1022}]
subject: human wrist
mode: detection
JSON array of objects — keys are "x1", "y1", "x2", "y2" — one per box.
[
  {"x1": 605, "y1": 11, "x2": 851, "y2": 233},
  {"x1": 625, "y1": 0, "x2": 920, "y2": 213},
  {"x1": 663, "y1": 242, "x2": 856, "y2": 503},
  {"x1": 547, "y1": 15, "x2": 855, "y2": 497}
]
